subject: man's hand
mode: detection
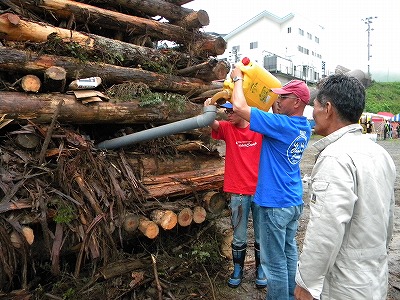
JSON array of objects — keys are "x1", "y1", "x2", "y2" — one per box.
[
  {"x1": 294, "y1": 285, "x2": 315, "y2": 300},
  {"x1": 230, "y1": 67, "x2": 244, "y2": 80},
  {"x1": 204, "y1": 98, "x2": 212, "y2": 107}
]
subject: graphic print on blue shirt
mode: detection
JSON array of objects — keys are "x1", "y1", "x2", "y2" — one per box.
[{"x1": 287, "y1": 130, "x2": 308, "y2": 165}]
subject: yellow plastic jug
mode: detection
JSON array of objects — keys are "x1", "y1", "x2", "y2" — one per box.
[{"x1": 223, "y1": 57, "x2": 282, "y2": 111}]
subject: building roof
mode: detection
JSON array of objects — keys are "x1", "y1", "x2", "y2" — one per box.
[{"x1": 224, "y1": 10, "x2": 295, "y2": 40}]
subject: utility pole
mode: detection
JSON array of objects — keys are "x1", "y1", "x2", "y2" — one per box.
[{"x1": 362, "y1": 16, "x2": 377, "y2": 76}]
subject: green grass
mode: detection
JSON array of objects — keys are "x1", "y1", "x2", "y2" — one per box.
[{"x1": 365, "y1": 82, "x2": 400, "y2": 114}]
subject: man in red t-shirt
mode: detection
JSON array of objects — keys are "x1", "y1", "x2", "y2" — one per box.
[{"x1": 204, "y1": 99, "x2": 266, "y2": 289}]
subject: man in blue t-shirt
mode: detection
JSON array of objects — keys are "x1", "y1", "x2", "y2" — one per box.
[{"x1": 229, "y1": 71, "x2": 311, "y2": 300}]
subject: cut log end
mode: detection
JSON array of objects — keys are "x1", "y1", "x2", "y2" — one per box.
[
  {"x1": 203, "y1": 191, "x2": 226, "y2": 214},
  {"x1": 150, "y1": 210, "x2": 177, "y2": 230},
  {"x1": 15, "y1": 133, "x2": 40, "y2": 150},
  {"x1": 123, "y1": 213, "x2": 140, "y2": 233},
  {"x1": 21, "y1": 75, "x2": 41, "y2": 93},
  {"x1": 138, "y1": 217, "x2": 159, "y2": 239},
  {"x1": 192, "y1": 206, "x2": 206, "y2": 224},
  {"x1": 177, "y1": 207, "x2": 193, "y2": 227}
]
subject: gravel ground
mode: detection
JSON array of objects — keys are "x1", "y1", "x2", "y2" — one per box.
[{"x1": 214, "y1": 137, "x2": 400, "y2": 300}]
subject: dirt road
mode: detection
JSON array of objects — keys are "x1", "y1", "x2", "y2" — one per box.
[{"x1": 216, "y1": 137, "x2": 400, "y2": 300}]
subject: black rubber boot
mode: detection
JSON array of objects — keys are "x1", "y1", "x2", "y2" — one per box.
[
  {"x1": 254, "y1": 242, "x2": 268, "y2": 289},
  {"x1": 228, "y1": 243, "x2": 246, "y2": 288}
]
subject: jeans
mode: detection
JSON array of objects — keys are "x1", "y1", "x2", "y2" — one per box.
[
  {"x1": 259, "y1": 204, "x2": 303, "y2": 300},
  {"x1": 229, "y1": 194, "x2": 260, "y2": 246}
]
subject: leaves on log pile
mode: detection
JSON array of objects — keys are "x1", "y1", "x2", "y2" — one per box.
[
  {"x1": 0, "y1": 120, "x2": 226, "y2": 294},
  {"x1": 0, "y1": 0, "x2": 230, "y2": 297}
]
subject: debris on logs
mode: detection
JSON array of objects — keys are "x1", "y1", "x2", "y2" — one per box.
[{"x1": 0, "y1": 0, "x2": 230, "y2": 297}]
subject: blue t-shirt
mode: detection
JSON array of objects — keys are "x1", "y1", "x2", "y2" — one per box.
[{"x1": 250, "y1": 107, "x2": 311, "y2": 208}]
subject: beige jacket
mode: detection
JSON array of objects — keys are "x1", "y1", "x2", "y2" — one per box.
[{"x1": 296, "y1": 124, "x2": 396, "y2": 300}]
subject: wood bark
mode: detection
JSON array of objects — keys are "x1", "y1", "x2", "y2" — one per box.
[
  {"x1": 0, "y1": 13, "x2": 194, "y2": 71},
  {"x1": 175, "y1": 141, "x2": 205, "y2": 152},
  {"x1": 141, "y1": 199, "x2": 210, "y2": 214},
  {"x1": 0, "y1": 46, "x2": 223, "y2": 95},
  {"x1": 51, "y1": 223, "x2": 63, "y2": 275},
  {"x1": 126, "y1": 143, "x2": 221, "y2": 178},
  {"x1": 44, "y1": 66, "x2": 67, "y2": 92},
  {"x1": 5, "y1": 0, "x2": 225, "y2": 56},
  {"x1": 191, "y1": 36, "x2": 227, "y2": 58},
  {"x1": 143, "y1": 166, "x2": 224, "y2": 199},
  {"x1": 173, "y1": 10, "x2": 209, "y2": 29},
  {"x1": 189, "y1": 88, "x2": 226, "y2": 104},
  {"x1": 99, "y1": 258, "x2": 150, "y2": 280},
  {"x1": 90, "y1": 0, "x2": 209, "y2": 29},
  {"x1": 0, "y1": 91, "x2": 203, "y2": 124},
  {"x1": 176, "y1": 59, "x2": 229, "y2": 81},
  {"x1": 164, "y1": 0, "x2": 193, "y2": 5}
]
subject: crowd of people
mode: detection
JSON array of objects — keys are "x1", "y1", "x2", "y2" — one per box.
[
  {"x1": 383, "y1": 119, "x2": 400, "y2": 140},
  {"x1": 361, "y1": 116, "x2": 400, "y2": 140},
  {"x1": 205, "y1": 68, "x2": 396, "y2": 300}
]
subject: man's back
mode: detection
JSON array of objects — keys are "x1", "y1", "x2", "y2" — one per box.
[{"x1": 303, "y1": 127, "x2": 396, "y2": 299}]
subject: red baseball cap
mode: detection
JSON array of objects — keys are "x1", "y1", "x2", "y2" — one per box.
[{"x1": 271, "y1": 80, "x2": 310, "y2": 104}]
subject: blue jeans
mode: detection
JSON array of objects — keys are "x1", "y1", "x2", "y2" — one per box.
[
  {"x1": 259, "y1": 204, "x2": 303, "y2": 300},
  {"x1": 229, "y1": 194, "x2": 260, "y2": 246}
]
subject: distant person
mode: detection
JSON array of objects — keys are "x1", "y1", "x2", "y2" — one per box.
[
  {"x1": 366, "y1": 120, "x2": 372, "y2": 133},
  {"x1": 397, "y1": 122, "x2": 400, "y2": 138},
  {"x1": 294, "y1": 74, "x2": 396, "y2": 300},
  {"x1": 228, "y1": 72, "x2": 311, "y2": 300},
  {"x1": 203, "y1": 100, "x2": 267, "y2": 289},
  {"x1": 384, "y1": 120, "x2": 390, "y2": 139}
]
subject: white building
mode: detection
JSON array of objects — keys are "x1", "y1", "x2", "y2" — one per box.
[{"x1": 219, "y1": 11, "x2": 329, "y2": 85}]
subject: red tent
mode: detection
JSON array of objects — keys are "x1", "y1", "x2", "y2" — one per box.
[{"x1": 377, "y1": 112, "x2": 394, "y2": 119}]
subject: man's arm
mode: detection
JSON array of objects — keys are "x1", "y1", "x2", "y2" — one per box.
[{"x1": 230, "y1": 67, "x2": 251, "y2": 121}]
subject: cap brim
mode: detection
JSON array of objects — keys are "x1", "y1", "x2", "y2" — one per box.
[
  {"x1": 271, "y1": 87, "x2": 291, "y2": 95},
  {"x1": 220, "y1": 103, "x2": 233, "y2": 109}
]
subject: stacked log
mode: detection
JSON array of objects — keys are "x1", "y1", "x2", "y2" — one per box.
[{"x1": 0, "y1": 0, "x2": 230, "y2": 293}]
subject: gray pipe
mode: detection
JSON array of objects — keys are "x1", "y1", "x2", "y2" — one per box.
[{"x1": 96, "y1": 105, "x2": 217, "y2": 150}]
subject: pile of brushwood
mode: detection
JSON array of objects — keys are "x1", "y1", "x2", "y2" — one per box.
[{"x1": 0, "y1": 0, "x2": 233, "y2": 298}]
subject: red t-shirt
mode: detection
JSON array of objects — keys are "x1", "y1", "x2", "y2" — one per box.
[{"x1": 212, "y1": 121, "x2": 262, "y2": 195}]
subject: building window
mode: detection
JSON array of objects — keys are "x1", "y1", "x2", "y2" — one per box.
[
  {"x1": 298, "y1": 45, "x2": 303, "y2": 53},
  {"x1": 230, "y1": 46, "x2": 241, "y2": 63},
  {"x1": 288, "y1": 27, "x2": 291, "y2": 33},
  {"x1": 307, "y1": 32, "x2": 312, "y2": 39},
  {"x1": 315, "y1": 36, "x2": 319, "y2": 43},
  {"x1": 297, "y1": 46, "x2": 310, "y2": 55},
  {"x1": 298, "y1": 28, "x2": 304, "y2": 36},
  {"x1": 264, "y1": 55, "x2": 277, "y2": 72},
  {"x1": 250, "y1": 41, "x2": 258, "y2": 49}
]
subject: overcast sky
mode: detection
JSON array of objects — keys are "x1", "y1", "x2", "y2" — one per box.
[{"x1": 184, "y1": 0, "x2": 400, "y2": 81}]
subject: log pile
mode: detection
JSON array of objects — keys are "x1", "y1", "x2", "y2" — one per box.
[{"x1": 0, "y1": 0, "x2": 230, "y2": 296}]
